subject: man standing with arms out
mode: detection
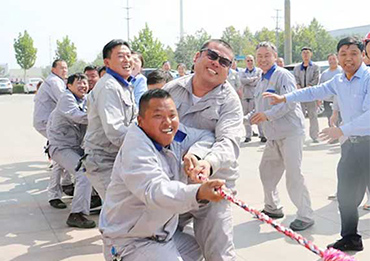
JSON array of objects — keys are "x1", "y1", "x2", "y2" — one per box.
[
  {"x1": 33, "y1": 59, "x2": 74, "y2": 209},
  {"x1": 47, "y1": 73, "x2": 95, "y2": 228},
  {"x1": 84, "y1": 65, "x2": 100, "y2": 92},
  {"x1": 293, "y1": 47, "x2": 320, "y2": 143},
  {"x1": 251, "y1": 42, "x2": 314, "y2": 231},
  {"x1": 164, "y1": 39, "x2": 244, "y2": 261},
  {"x1": 319, "y1": 54, "x2": 342, "y2": 126},
  {"x1": 264, "y1": 37, "x2": 370, "y2": 252},
  {"x1": 239, "y1": 55, "x2": 265, "y2": 142},
  {"x1": 83, "y1": 39, "x2": 136, "y2": 200}
]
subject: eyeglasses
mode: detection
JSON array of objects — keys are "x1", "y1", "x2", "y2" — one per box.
[{"x1": 200, "y1": 48, "x2": 232, "y2": 68}]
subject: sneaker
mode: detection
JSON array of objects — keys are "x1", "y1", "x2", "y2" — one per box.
[
  {"x1": 66, "y1": 212, "x2": 96, "y2": 229},
  {"x1": 261, "y1": 209, "x2": 284, "y2": 219},
  {"x1": 252, "y1": 132, "x2": 258, "y2": 137},
  {"x1": 49, "y1": 199, "x2": 67, "y2": 209},
  {"x1": 90, "y1": 195, "x2": 102, "y2": 212},
  {"x1": 62, "y1": 184, "x2": 75, "y2": 196},
  {"x1": 260, "y1": 137, "x2": 267, "y2": 143},
  {"x1": 244, "y1": 137, "x2": 251, "y2": 143},
  {"x1": 327, "y1": 236, "x2": 364, "y2": 252},
  {"x1": 289, "y1": 219, "x2": 314, "y2": 231}
]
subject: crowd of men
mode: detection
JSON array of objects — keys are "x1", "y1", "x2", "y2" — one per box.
[{"x1": 32, "y1": 33, "x2": 370, "y2": 260}]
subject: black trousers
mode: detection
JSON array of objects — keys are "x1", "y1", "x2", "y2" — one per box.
[{"x1": 337, "y1": 139, "x2": 370, "y2": 238}]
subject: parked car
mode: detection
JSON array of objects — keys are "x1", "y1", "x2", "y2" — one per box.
[
  {"x1": 0, "y1": 78, "x2": 13, "y2": 94},
  {"x1": 24, "y1": 78, "x2": 43, "y2": 93}
]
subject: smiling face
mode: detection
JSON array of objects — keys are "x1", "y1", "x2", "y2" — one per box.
[
  {"x1": 327, "y1": 54, "x2": 338, "y2": 70},
  {"x1": 256, "y1": 46, "x2": 277, "y2": 73},
  {"x1": 193, "y1": 41, "x2": 233, "y2": 89},
  {"x1": 104, "y1": 45, "x2": 132, "y2": 79},
  {"x1": 338, "y1": 44, "x2": 363, "y2": 78},
  {"x1": 52, "y1": 61, "x2": 68, "y2": 79},
  {"x1": 67, "y1": 78, "x2": 88, "y2": 99},
  {"x1": 301, "y1": 49, "x2": 312, "y2": 63},
  {"x1": 138, "y1": 97, "x2": 179, "y2": 147},
  {"x1": 85, "y1": 69, "x2": 99, "y2": 90}
]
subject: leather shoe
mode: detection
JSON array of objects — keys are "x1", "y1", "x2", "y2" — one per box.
[
  {"x1": 49, "y1": 199, "x2": 67, "y2": 209},
  {"x1": 289, "y1": 219, "x2": 314, "y2": 231},
  {"x1": 67, "y1": 212, "x2": 96, "y2": 229},
  {"x1": 261, "y1": 209, "x2": 284, "y2": 219},
  {"x1": 327, "y1": 236, "x2": 363, "y2": 252},
  {"x1": 62, "y1": 184, "x2": 75, "y2": 196}
]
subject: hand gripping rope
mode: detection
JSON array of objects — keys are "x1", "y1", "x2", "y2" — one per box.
[{"x1": 198, "y1": 174, "x2": 356, "y2": 261}]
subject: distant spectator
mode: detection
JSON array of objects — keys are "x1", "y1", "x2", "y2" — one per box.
[
  {"x1": 176, "y1": 63, "x2": 187, "y2": 77},
  {"x1": 276, "y1": 57, "x2": 285, "y2": 67},
  {"x1": 147, "y1": 70, "x2": 169, "y2": 89},
  {"x1": 162, "y1": 61, "x2": 171, "y2": 72},
  {"x1": 132, "y1": 51, "x2": 147, "y2": 106},
  {"x1": 98, "y1": 66, "x2": 106, "y2": 77},
  {"x1": 84, "y1": 65, "x2": 100, "y2": 91}
]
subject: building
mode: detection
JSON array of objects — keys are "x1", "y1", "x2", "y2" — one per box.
[{"x1": 328, "y1": 24, "x2": 370, "y2": 39}]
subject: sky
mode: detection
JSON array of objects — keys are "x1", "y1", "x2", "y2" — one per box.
[{"x1": 1, "y1": 0, "x2": 369, "y2": 69}]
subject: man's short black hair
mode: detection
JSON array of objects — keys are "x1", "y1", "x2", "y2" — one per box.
[
  {"x1": 200, "y1": 39, "x2": 233, "y2": 53},
  {"x1": 84, "y1": 65, "x2": 98, "y2": 73},
  {"x1": 301, "y1": 46, "x2": 312, "y2": 52},
  {"x1": 337, "y1": 36, "x2": 364, "y2": 52},
  {"x1": 139, "y1": 88, "x2": 172, "y2": 117},
  {"x1": 52, "y1": 59, "x2": 65, "y2": 68},
  {"x1": 162, "y1": 60, "x2": 170, "y2": 66},
  {"x1": 326, "y1": 53, "x2": 337, "y2": 59},
  {"x1": 147, "y1": 70, "x2": 171, "y2": 85},
  {"x1": 98, "y1": 66, "x2": 106, "y2": 76},
  {"x1": 103, "y1": 39, "x2": 131, "y2": 59},
  {"x1": 256, "y1": 41, "x2": 278, "y2": 53},
  {"x1": 67, "y1": 73, "x2": 88, "y2": 86}
]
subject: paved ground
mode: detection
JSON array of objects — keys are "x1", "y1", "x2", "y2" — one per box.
[{"x1": 0, "y1": 94, "x2": 369, "y2": 261}]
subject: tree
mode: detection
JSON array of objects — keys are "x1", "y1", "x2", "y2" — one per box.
[
  {"x1": 174, "y1": 29, "x2": 211, "y2": 69},
  {"x1": 92, "y1": 53, "x2": 104, "y2": 66},
  {"x1": 130, "y1": 24, "x2": 167, "y2": 68},
  {"x1": 13, "y1": 30, "x2": 37, "y2": 81},
  {"x1": 221, "y1": 26, "x2": 244, "y2": 56},
  {"x1": 55, "y1": 36, "x2": 77, "y2": 67},
  {"x1": 69, "y1": 59, "x2": 88, "y2": 74},
  {"x1": 165, "y1": 46, "x2": 176, "y2": 68}
]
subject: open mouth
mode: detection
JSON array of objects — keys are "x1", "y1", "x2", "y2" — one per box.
[
  {"x1": 123, "y1": 64, "x2": 131, "y2": 70},
  {"x1": 207, "y1": 68, "x2": 218, "y2": 75},
  {"x1": 161, "y1": 128, "x2": 173, "y2": 134}
]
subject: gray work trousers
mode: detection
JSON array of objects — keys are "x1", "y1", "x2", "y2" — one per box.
[
  {"x1": 337, "y1": 139, "x2": 370, "y2": 238},
  {"x1": 300, "y1": 102, "x2": 319, "y2": 140},
  {"x1": 179, "y1": 199, "x2": 236, "y2": 261},
  {"x1": 47, "y1": 161, "x2": 73, "y2": 201},
  {"x1": 84, "y1": 153, "x2": 116, "y2": 201},
  {"x1": 259, "y1": 135, "x2": 314, "y2": 222},
  {"x1": 50, "y1": 147, "x2": 92, "y2": 215},
  {"x1": 103, "y1": 229, "x2": 202, "y2": 261},
  {"x1": 241, "y1": 98, "x2": 263, "y2": 138}
]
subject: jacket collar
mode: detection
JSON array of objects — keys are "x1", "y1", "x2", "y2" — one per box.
[
  {"x1": 262, "y1": 64, "x2": 277, "y2": 81},
  {"x1": 300, "y1": 60, "x2": 313, "y2": 70},
  {"x1": 106, "y1": 67, "x2": 134, "y2": 87}
]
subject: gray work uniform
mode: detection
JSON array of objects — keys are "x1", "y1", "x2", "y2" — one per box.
[
  {"x1": 255, "y1": 64, "x2": 314, "y2": 223},
  {"x1": 227, "y1": 68, "x2": 241, "y2": 92},
  {"x1": 47, "y1": 89, "x2": 92, "y2": 215},
  {"x1": 293, "y1": 61, "x2": 320, "y2": 140},
  {"x1": 239, "y1": 67, "x2": 264, "y2": 138},
  {"x1": 33, "y1": 73, "x2": 72, "y2": 201},
  {"x1": 100, "y1": 123, "x2": 214, "y2": 261},
  {"x1": 164, "y1": 75, "x2": 244, "y2": 261},
  {"x1": 83, "y1": 72, "x2": 136, "y2": 200}
]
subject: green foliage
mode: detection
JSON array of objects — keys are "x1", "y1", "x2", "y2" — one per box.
[
  {"x1": 165, "y1": 46, "x2": 176, "y2": 68},
  {"x1": 13, "y1": 30, "x2": 37, "y2": 81},
  {"x1": 92, "y1": 53, "x2": 104, "y2": 67},
  {"x1": 291, "y1": 18, "x2": 336, "y2": 63},
  {"x1": 130, "y1": 24, "x2": 168, "y2": 68},
  {"x1": 69, "y1": 60, "x2": 88, "y2": 74},
  {"x1": 174, "y1": 29, "x2": 211, "y2": 69},
  {"x1": 55, "y1": 36, "x2": 77, "y2": 67}
]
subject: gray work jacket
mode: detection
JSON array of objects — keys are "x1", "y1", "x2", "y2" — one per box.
[
  {"x1": 33, "y1": 73, "x2": 66, "y2": 137},
  {"x1": 83, "y1": 73, "x2": 136, "y2": 157},
  {"x1": 255, "y1": 66, "x2": 305, "y2": 140},
  {"x1": 239, "y1": 67, "x2": 262, "y2": 99},
  {"x1": 99, "y1": 123, "x2": 214, "y2": 247},
  {"x1": 293, "y1": 61, "x2": 320, "y2": 88},
  {"x1": 47, "y1": 89, "x2": 87, "y2": 153},
  {"x1": 163, "y1": 75, "x2": 244, "y2": 186},
  {"x1": 227, "y1": 69, "x2": 241, "y2": 92}
]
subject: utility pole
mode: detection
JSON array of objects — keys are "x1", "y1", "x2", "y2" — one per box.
[
  {"x1": 180, "y1": 0, "x2": 184, "y2": 40},
  {"x1": 272, "y1": 9, "x2": 281, "y2": 52},
  {"x1": 284, "y1": 0, "x2": 292, "y2": 64},
  {"x1": 124, "y1": 0, "x2": 131, "y2": 41}
]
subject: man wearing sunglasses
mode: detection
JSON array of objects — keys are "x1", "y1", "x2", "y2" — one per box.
[{"x1": 164, "y1": 39, "x2": 244, "y2": 261}]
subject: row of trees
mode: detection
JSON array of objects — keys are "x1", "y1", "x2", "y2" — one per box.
[{"x1": 13, "y1": 18, "x2": 339, "y2": 80}]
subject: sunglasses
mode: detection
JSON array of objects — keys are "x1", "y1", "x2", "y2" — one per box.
[{"x1": 200, "y1": 48, "x2": 232, "y2": 68}]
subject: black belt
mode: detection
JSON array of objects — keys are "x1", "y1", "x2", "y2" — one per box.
[
  {"x1": 147, "y1": 235, "x2": 169, "y2": 243},
  {"x1": 348, "y1": 136, "x2": 370, "y2": 144}
]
